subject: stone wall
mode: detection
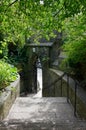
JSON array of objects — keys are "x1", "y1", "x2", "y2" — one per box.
[
  {"x1": 42, "y1": 68, "x2": 86, "y2": 119},
  {"x1": 42, "y1": 68, "x2": 67, "y2": 97},
  {"x1": 0, "y1": 75, "x2": 20, "y2": 120}
]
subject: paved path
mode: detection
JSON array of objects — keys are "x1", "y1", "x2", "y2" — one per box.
[
  {"x1": 0, "y1": 68, "x2": 86, "y2": 129},
  {"x1": 0, "y1": 97, "x2": 86, "y2": 130},
  {"x1": 35, "y1": 68, "x2": 42, "y2": 97}
]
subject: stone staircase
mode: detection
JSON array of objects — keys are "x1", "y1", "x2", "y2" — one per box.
[
  {"x1": 0, "y1": 97, "x2": 86, "y2": 130},
  {"x1": 0, "y1": 67, "x2": 86, "y2": 130}
]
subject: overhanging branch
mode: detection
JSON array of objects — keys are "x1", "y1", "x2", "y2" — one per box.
[
  {"x1": 8, "y1": 0, "x2": 18, "y2": 7},
  {"x1": 53, "y1": 7, "x2": 64, "y2": 17},
  {"x1": 5, "y1": 0, "x2": 18, "y2": 12}
]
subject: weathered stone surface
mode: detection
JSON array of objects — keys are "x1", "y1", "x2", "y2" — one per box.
[
  {"x1": 0, "y1": 76, "x2": 20, "y2": 121},
  {"x1": 45, "y1": 69, "x2": 86, "y2": 119},
  {"x1": 0, "y1": 97, "x2": 85, "y2": 130}
]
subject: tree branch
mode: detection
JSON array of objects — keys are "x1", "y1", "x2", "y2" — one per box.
[
  {"x1": 53, "y1": 7, "x2": 64, "y2": 17},
  {"x1": 8, "y1": 0, "x2": 18, "y2": 7},
  {"x1": 5, "y1": 0, "x2": 18, "y2": 12}
]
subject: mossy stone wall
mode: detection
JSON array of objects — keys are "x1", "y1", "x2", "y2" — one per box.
[{"x1": 0, "y1": 75, "x2": 20, "y2": 120}]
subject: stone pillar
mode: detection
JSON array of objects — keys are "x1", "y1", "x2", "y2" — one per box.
[{"x1": 28, "y1": 52, "x2": 38, "y2": 93}]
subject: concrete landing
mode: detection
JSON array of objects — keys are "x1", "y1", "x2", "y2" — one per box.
[
  {"x1": 4, "y1": 97, "x2": 76, "y2": 123},
  {"x1": 1, "y1": 97, "x2": 86, "y2": 129}
]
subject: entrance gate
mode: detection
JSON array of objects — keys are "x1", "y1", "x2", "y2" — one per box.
[{"x1": 27, "y1": 42, "x2": 53, "y2": 93}]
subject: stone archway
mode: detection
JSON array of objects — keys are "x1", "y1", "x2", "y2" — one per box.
[
  {"x1": 20, "y1": 41, "x2": 60, "y2": 95},
  {"x1": 26, "y1": 42, "x2": 53, "y2": 94}
]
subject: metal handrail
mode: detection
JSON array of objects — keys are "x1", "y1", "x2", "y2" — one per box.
[
  {"x1": 43, "y1": 72, "x2": 78, "y2": 117},
  {"x1": 43, "y1": 72, "x2": 66, "y2": 90}
]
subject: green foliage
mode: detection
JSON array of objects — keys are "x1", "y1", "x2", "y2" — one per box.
[
  {"x1": 63, "y1": 41, "x2": 86, "y2": 64},
  {"x1": 0, "y1": 0, "x2": 86, "y2": 81},
  {"x1": 0, "y1": 60, "x2": 18, "y2": 90},
  {"x1": 62, "y1": 13, "x2": 86, "y2": 80},
  {"x1": 0, "y1": 40, "x2": 8, "y2": 59},
  {"x1": 0, "y1": 0, "x2": 86, "y2": 44}
]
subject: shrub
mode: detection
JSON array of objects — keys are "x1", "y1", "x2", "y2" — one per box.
[{"x1": 0, "y1": 60, "x2": 18, "y2": 90}]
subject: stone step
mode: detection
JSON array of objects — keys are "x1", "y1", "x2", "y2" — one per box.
[
  {"x1": 1, "y1": 97, "x2": 86, "y2": 129},
  {"x1": 4, "y1": 97, "x2": 75, "y2": 123},
  {"x1": 0, "y1": 120, "x2": 86, "y2": 130}
]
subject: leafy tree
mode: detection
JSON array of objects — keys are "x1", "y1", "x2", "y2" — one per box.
[
  {"x1": 0, "y1": 0, "x2": 86, "y2": 44},
  {"x1": 0, "y1": 0, "x2": 86, "y2": 80},
  {"x1": 62, "y1": 12, "x2": 86, "y2": 82}
]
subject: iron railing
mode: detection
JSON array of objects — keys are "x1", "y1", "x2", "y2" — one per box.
[{"x1": 43, "y1": 72, "x2": 79, "y2": 117}]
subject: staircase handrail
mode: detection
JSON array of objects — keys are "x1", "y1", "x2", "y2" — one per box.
[
  {"x1": 43, "y1": 71, "x2": 79, "y2": 117},
  {"x1": 43, "y1": 72, "x2": 66, "y2": 90}
]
